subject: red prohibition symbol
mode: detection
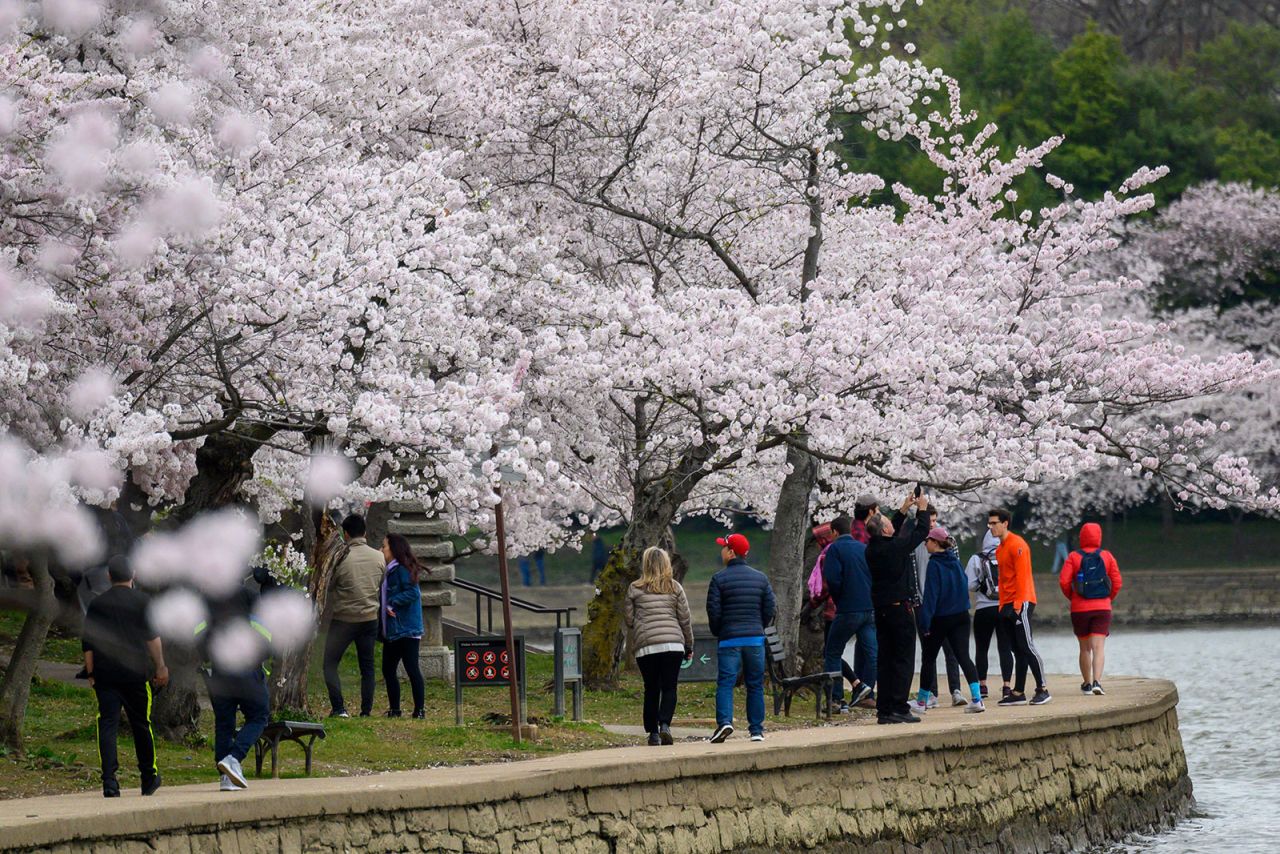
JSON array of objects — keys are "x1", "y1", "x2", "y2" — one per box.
[
  {"x1": 500, "y1": 665, "x2": 511, "y2": 680},
  {"x1": 483, "y1": 666, "x2": 497, "y2": 680},
  {"x1": 482, "y1": 651, "x2": 497, "y2": 665},
  {"x1": 499, "y1": 650, "x2": 510, "y2": 665},
  {"x1": 465, "y1": 651, "x2": 480, "y2": 665},
  {"x1": 465, "y1": 666, "x2": 480, "y2": 680}
]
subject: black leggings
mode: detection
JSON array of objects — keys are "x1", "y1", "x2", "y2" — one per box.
[
  {"x1": 822, "y1": 617, "x2": 861, "y2": 690},
  {"x1": 636, "y1": 651, "x2": 684, "y2": 733},
  {"x1": 381, "y1": 637, "x2": 424, "y2": 714},
  {"x1": 973, "y1": 605, "x2": 1014, "y2": 682},
  {"x1": 1005, "y1": 602, "x2": 1046, "y2": 693},
  {"x1": 920, "y1": 612, "x2": 979, "y2": 693}
]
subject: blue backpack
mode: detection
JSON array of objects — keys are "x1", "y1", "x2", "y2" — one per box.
[{"x1": 1072, "y1": 550, "x2": 1112, "y2": 599}]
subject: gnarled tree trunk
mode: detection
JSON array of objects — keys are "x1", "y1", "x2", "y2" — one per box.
[
  {"x1": 766, "y1": 443, "x2": 819, "y2": 669},
  {"x1": 0, "y1": 554, "x2": 55, "y2": 754},
  {"x1": 271, "y1": 512, "x2": 348, "y2": 714},
  {"x1": 152, "y1": 428, "x2": 273, "y2": 742}
]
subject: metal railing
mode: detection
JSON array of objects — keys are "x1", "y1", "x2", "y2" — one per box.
[{"x1": 449, "y1": 576, "x2": 575, "y2": 635}]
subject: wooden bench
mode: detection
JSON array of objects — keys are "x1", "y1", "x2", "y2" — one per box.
[
  {"x1": 254, "y1": 720, "x2": 326, "y2": 778},
  {"x1": 764, "y1": 626, "x2": 843, "y2": 719}
]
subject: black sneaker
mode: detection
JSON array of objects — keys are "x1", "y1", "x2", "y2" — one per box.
[
  {"x1": 1081, "y1": 682, "x2": 1093, "y2": 695},
  {"x1": 850, "y1": 683, "x2": 873, "y2": 706},
  {"x1": 141, "y1": 775, "x2": 162, "y2": 796},
  {"x1": 411, "y1": 709, "x2": 426, "y2": 719},
  {"x1": 329, "y1": 710, "x2": 350, "y2": 719},
  {"x1": 709, "y1": 723, "x2": 734, "y2": 743},
  {"x1": 1092, "y1": 681, "x2": 1105, "y2": 696},
  {"x1": 876, "y1": 712, "x2": 922, "y2": 724},
  {"x1": 980, "y1": 683, "x2": 989, "y2": 699},
  {"x1": 647, "y1": 732, "x2": 661, "y2": 746},
  {"x1": 998, "y1": 691, "x2": 1028, "y2": 706},
  {"x1": 384, "y1": 709, "x2": 402, "y2": 718},
  {"x1": 658, "y1": 723, "x2": 673, "y2": 745},
  {"x1": 103, "y1": 778, "x2": 121, "y2": 798},
  {"x1": 836, "y1": 701, "x2": 851, "y2": 715},
  {"x1": 1030, "y1": 689, "x2": 1052, "y2": 706},
  {"x1": 1001, "y1": 686, "x2": 1012, "y2": 700}
]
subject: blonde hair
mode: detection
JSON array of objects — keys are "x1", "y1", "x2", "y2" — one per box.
[{"x1": 635, "y1": 546, "x2": 677, "y2": 595}]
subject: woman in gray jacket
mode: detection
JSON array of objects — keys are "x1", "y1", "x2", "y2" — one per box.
[{"x1": 624, "y1": 547, "x2": 694, "y2": 745}]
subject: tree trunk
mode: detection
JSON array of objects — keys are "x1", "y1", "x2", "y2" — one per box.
[
  {"x1": 766, "y1": 444, "x2": 819, "y2": 669},
  {"x1": 271, "y1": 513, "x2": 347, "y2": 714},
  {"x1": 795, "y1": 530, "x2": 828, "y2": 676},
  {"x1": 0, "y1": 555, "x2": 56, "y2": 755},
  {"x1": 153, "y1": 428, "x2": 273, "y2": 742}
]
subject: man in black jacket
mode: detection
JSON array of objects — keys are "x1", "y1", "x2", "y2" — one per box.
[
  {"x1": 81, "y1": 556, "x2": 168, "y2": 797},
  {"x1": 706, "y1": 533, "x2": 776, "y2": 744},
  {"x1": 865, "y1": 491, "x2": 931, "y2": 724}
]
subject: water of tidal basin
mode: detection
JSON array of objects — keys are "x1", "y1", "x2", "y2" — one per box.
[{"x1": 1032, "y1": 625, "x2": 1279, "y2": 853}]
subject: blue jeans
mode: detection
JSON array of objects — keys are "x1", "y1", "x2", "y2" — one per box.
[
  {"x1": 211, "y1": 671, "x2": 270, "y2": 764},
  {"x1": 824, "y1": 610, "x2": 877, "y2": 701},
  {"x1": 715, "y1": 644, "x2": 766, "y2": 735}
]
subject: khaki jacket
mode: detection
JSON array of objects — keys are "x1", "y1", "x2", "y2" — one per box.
[
  {"x1": 330, "y1": 538, "x2": 386, "y2": 622},
  {"x1": 624, "y1": 581, "x2": 694, "y2": 656}
]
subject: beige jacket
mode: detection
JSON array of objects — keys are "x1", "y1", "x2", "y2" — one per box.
[
  {"x1": 624, "y1": 581, "x2": 694, "y2": 657},
  {"x1": 330, "y1": 537, "x2": 386, "y2": 622}
]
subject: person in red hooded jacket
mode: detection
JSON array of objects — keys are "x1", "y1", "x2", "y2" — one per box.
[{"x1": 1058, "y1": 522, "x2": 1123, "y2": 696}]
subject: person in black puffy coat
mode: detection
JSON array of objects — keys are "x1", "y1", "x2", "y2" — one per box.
[{"x1": 705, "y1": 533, "x2": 775, "y2": 744}]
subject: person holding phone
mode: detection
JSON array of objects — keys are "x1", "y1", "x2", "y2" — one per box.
[{"x1": 624, "y1": 547, "x2": 695, "y2": 745}]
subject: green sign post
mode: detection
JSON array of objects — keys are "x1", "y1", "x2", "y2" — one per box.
[{"x1": 553, "y1": 627, "x2": 584, "y2": 720}]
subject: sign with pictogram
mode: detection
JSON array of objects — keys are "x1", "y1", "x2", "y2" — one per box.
[
  {"x1": 454, "y1": 635, "x2": 528, "y2": 725},
  {"x1": 677, "y1": 636, "x2": 718, "y2": 683}
]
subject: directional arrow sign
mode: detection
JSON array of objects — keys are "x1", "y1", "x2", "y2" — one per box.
[
  {"x1": 699, "y1": 654, "x2": 711, "y2": 664},
  {"x1": 677, "y1": 637, "x2": 718, "y2": 683}
]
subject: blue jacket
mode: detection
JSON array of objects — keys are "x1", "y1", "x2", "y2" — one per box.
[
  {"x1": 706, "y1": 558, "x2": 776, "y2": 641},
  {"x1": 919, "y1": 550, "x2": 970, "y2": 633},
  {"x1": 822, "y1": 535, "x2": 873, "y2": 614},
  {"x1": 380, "y1": 561, "x2": 424, "y2": 642}
]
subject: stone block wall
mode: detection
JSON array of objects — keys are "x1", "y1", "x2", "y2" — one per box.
[{"x1": 6, "y1": 679, "x2": 1191, "y2": 854}]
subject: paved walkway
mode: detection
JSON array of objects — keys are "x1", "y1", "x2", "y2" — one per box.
[{"x1": 0, "y1": 675, "x2": 1178, "y2": 851}]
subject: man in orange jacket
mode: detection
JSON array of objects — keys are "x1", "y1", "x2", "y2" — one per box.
[
  {"x1": 988, "y1": 508, "x2": 1051, "y2": 706},
  {"x1": 1058, "y1": 522, "x2": 1123, "y2": 696}
]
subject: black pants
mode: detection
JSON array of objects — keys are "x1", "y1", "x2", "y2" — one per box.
[
  {"x1": 324, "y1": 619, "x2": 377, "y2": 715},
  {"x1": 94, "y1": 681, "x2": 157, "y2": 795},
  {"x1": 919, "y1": 634, "x2": 961, "y2": 696},
  {"x1": 382, "y1": 637, "x2": 425, "y2": 714},
  {"x1": 921, "y1": 613, "x2": 979, "y2": 693},
  {"x1": 973, "y1": 605, "x2": 1014, "y2": 682},
  {"x1": 636, "y1": 651, "x2": 684, "y2": 733},
  {"x1": 1005, "y1": 602, "x2": 1047, "y2": 693},
  {"x1": 821, "y1": 618, "x2": 860, "y2": 690},
  {"x1": 874, "y1": 603, "x2": 917, "y2": 717}
]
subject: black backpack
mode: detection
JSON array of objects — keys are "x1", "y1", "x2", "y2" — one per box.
[
  {"x1": 974, "y1": 553, "x2": 999, "y2": 600},
  {"x1": 1072, "y1": 550, "x2": 1112, "y2": 599}
]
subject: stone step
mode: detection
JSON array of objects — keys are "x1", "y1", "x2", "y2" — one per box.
[{"x1": 388, "y1": 518, "x2": 455, "y2": 538}]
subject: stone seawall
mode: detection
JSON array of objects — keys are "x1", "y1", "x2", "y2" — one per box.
[{"x1": 0, "y1": 677, "x2": 1191, "y2": 853}]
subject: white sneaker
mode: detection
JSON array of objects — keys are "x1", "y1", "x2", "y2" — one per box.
[
  {"x1": 951, "y1": 690, "x2": 967, "y2": 707},
  {"x1": 965, "y1": 699, "x2": 985, "y2": 714},
  {"x1": 217, "y1": 754, "x2": 248, "y2": 789},
  {"x1": 219, "y1": 774, "x2": 237, "y2": 792},
  {"x1": 750, "y1": 733, "x2": 764, "y2": 742},
  {"x1": 907, "y1": 699, "x2": 929, "y2": 714}
]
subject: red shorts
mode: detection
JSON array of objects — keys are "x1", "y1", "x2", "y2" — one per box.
[{"x1": 1071, "y1": 610, "x2": 1112, "y2": 638}]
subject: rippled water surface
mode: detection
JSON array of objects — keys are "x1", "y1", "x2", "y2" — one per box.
[{"x1": 1034, "y1": 625, "x2": 1280, "y2": 853}]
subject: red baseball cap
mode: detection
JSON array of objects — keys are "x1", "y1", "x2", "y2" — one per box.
[{"x1": 716, "y1": 533, "x2": 750, "y2": 556}]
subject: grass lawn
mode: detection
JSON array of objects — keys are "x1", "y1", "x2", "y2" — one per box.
[{"x1": 0, "y1": 609, "x2": 859, "y2": 800}]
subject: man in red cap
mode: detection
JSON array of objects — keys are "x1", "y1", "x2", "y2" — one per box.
[{"x1": 705, "y1": 532, "x2": 775, "y2": 743}]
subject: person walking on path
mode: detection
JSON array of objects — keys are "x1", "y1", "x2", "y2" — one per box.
[
  {"x1": 966, "y1": 530, "x2": 1013, "y2": 700},
  {"x1": 912, "y1": 527, "x2": 985, "y2": 714},
  {"x1": 821, "y1": 515, "x2": 876, "y2": 712},
  {"x1": 706, "y1": 533, "x2": 775, "y2": 743},
  {"x1": 866, "y1": 491, "x2": 931, "y2": 724},
  {"x1": 518, "y1": 549, "x2": 546, "y2": 586},
  {"x1": 324, "y1": 513, "x2": 386, "y2": 717},
  {"x1": 1058, "y1": 522, "x2": 1123, "y2": 696},
  {"x1": 81, "y1": 556, "x2": 168, "y2": 798},
  {"x1": 195, "y1": 586, "x2": 271, "y2": 792},
  {"x1": 380, "y1": 533, "x2": 426, "y2": 718},
  {"x1": 912, "y1": 504, "x2": 963, "y2": 708},
  {"x1": 624, "y1": 547, "x2": 695, "y2": 745},
  {"x1": 989, "y1": 508, "x2": 1051, "y2": 706}
]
